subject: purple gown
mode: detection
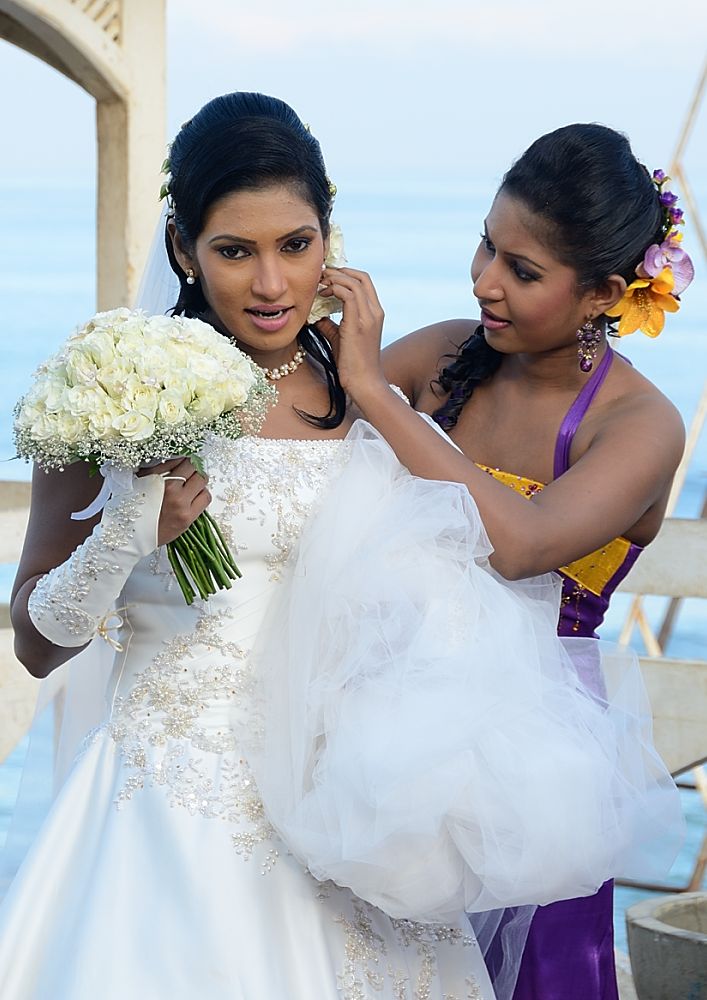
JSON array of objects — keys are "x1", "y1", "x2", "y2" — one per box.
[{"x1": 479, "y1": 348, "x2": 641, "y2": 1000}]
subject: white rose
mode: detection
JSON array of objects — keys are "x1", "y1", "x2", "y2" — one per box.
[
  {"x1": 187, "y1": 354, "x2": 224, "y2": 383},
  {"x1": 222, "y1": 367, "x2": 256, "y2": 407},
  {"x1": 126, "y1": 383, "x2": 159, "y2": 419},
  {"x1": 112, "y1": 410, "x2": 156, "y2": 441},
  {"x1": 161, "y1": 371, "x2": 195, "y2": 404},
  {"x1": 114, "y1": 329, "x2": 146, "y2": 357},
  {"x1": 146, "y1": 314, "x2": 181, "y2": 337},
  {"x1": 91, "y1": 307, "x2": 133, "y2": 329},
  {"x1": 133, "y1": 346, "x2": 173, "y2": 385},
  {"x1": 157, "y1": 389, "x2": 188, "y2": 425},
  {"x1": 189, "y1": 387, "x2": 226, "y2": 421},
  {"x1": 83, "y1": 329, "x2": 116, "y2": 367},
  {"x1": 42, "y1": 379, "x2": 69, "y2": 413},
  {"x1": 66, "y1": 384, "x2": 105, "y2": 417},
  {"x1": 16, "y1": 401, "x2": 45, "y2": 431},
  {"x1": 87, "y1": 405, "x2": 121, "y2": 438},
  {"x1": 27, "y1": 412, "x2": 58, "y2": 442},
  {"x1": 55, "y1": 412, "x2": 86, "y2": 444},
  {"x1": 65, "y1": 345, "x2": 100, "y2": 387},
  {"x1": 97, "y1": 358, "x2": 134, "y2": 398}
]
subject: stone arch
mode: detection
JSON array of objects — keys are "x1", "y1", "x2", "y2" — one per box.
[{"x1": 0, "y1": 0, "x2": 166, "y2": 307}]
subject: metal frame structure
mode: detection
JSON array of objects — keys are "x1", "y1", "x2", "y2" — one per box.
[{"x1": 619, "y1": 58, "x2": 707, "y2": 895}]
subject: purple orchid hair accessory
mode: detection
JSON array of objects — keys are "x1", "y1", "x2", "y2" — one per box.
[{"x1": 605, "y1": 169, "x2": 695, "y2": 337}]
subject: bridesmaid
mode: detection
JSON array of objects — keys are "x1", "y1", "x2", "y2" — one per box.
[{"x1": 318, "y1": 123, "x2": 693, "y2": 999}]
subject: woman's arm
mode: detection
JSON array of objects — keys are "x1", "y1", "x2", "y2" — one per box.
[
  {"x1": 11, "y1": 458, "x2": 210, "y2": 678},
  {"x1": 350, "y1": 376, "x2": 682, "y2": 577},
  {"x1": 319, "y1": 268, "x2": 684, "y2": 579},
  {"x1": 381, "y1": 320, "x2": 474, "y2": 406}
]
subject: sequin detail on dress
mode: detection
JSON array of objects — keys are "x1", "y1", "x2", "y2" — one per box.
[
  {"x1": 28, "y1": 492, "x2": 148, "y2": 639},
  {"x1": 205, "y1": 435, "x2": 348, "y2": 581},
  {"x1": 333, "y1": 897, "x2": 482, "y2": 1000},
  {"x1": 108, "y1": 607, "x2": 276, "y2": 869}
]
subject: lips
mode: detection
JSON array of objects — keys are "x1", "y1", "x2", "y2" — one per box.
[
  {"x1": 480, "y1": 307, "x2": 510, "y2": 331},
  {"x1": 245, "y1": 305, "x2": 294, "y2": 332}
]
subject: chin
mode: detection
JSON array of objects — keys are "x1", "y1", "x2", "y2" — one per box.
[{"x1": 481, "y1": 328, "x2": 513, "y2": 353}]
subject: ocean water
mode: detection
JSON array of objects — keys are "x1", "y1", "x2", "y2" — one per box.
[{"x1": 1, "y1": 176, "x2": 705, "y2": 953}]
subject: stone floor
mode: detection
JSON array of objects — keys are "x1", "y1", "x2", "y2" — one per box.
[{"x1": 616, "y1": 950, "x2": 638, "y2": 1000}]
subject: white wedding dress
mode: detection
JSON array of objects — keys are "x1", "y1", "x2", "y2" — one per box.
[{"x1": 0, "y1": 429, "x2": 499, "y2": 1000}]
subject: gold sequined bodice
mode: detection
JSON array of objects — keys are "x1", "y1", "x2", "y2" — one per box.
[{"x1": 476, "y1": 465, "x2": 637, "y2": 598}]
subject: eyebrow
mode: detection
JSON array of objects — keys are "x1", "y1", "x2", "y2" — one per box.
[
  {"x1": 483, "y1": 224, "x2": 547, "y2": 272},
  {"x1": 207, "y1": 225, "x2": 319, "y2": 246}
]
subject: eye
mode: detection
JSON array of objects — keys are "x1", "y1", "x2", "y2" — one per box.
[
  {"x1": 510, "y1": 261, "x2": 541, "y2": 282},
  {"x1": 480, "y1": 232, "x2": 495, "y2": 254},
  {"x1": 282, "y1": 237, "x2": 313, "y2": 254},
  {"x1": 217, "y1": 245, "x2": 250, "y2": 260}
]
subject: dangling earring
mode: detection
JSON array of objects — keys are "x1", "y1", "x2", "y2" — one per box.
[
  {"x1": 186, "y1": 268, "x2": 196, "y2": 286},
  {"x1": 576, "y1": 318, "x2": 602, "y2": 373}
]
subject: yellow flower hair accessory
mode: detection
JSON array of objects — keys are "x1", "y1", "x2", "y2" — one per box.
[{"x1": 606, "y1": 171, "x2": 694, "y2": 337}]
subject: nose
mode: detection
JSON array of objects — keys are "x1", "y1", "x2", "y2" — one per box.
[
  {"x1": 252, "y1": 253, "x2": 288, "y2": 301},
  {"x1": 471, "y1": 247, "x2": 502, "y2": 304}
]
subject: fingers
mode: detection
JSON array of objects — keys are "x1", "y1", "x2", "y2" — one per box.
[
  {"x1": 321, "y1": 269, "x2": 385, "y2": 347},
  {"x1": 327, "y1": 267, "x2": 384, "y2": 314},
  {"x1": 321, "y1": 267, "x2": 384, "y2": 334},
  {"x1": 162, "y1": 457, "x2": 210, "y2": 511},
  {"x1": 140, "y1": 457, "x2": 211, "y2": 546}
]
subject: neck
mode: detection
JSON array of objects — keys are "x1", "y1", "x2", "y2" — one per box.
[{"x1": 503, "y1": 341, "x2": 610, "y2": 392}]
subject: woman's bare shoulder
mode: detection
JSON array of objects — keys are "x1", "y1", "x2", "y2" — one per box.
[
  {"x1": 608, "y1": 354, "x2": 684, "y2": 447},
  {"x1": 382, "y1": 319, "x2": 478, "y2": 403},
  {"x1": 582, "y1": 354, "x2": 686, "y2": 495}
]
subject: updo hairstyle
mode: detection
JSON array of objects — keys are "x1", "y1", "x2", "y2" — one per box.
[{"x1": 433, "y1": 123, "x2": 665, "y2": 430}]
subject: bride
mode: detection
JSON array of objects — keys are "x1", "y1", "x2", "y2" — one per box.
[{"x1": 0, "y1": 93, "x2": 681, "y2": 1000}]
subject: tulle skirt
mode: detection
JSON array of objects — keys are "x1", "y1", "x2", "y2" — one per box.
[{"x1": 244, "y1": 420, "x2": 683, "y2": 925}]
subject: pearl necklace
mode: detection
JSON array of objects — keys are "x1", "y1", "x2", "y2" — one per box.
[{"x1": 262, "y1": 347, "x2": 306, "y2": 381}]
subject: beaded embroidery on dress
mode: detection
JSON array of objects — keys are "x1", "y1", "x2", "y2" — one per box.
[{"x1": 0, "y1": 432, "x2": 494, "y2": 1000}]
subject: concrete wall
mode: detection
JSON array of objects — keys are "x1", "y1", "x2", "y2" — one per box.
[{"x1": 0, "y1": 0, "x2": 167, "y2": 308}]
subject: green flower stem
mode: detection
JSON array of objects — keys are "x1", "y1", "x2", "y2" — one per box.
[
  {"x1": 172, "y1": 534, "x2": 211, "y2": 598},
  {"x1": 166, "y1": 541, "x2": 196, "y2": 604},
  {"x1": 203, "y1": 511, "x2": 242, "y2": 577},
  {"x1": 198, "y1": 515, "x2": 241, "y2": 579},
  {"x1": 180, "y1": 524, "x2": 234, "y2": 588},
  {"x1": 165, "y1": 511, "x2": 242, "y2": 604},
  {"x1": 194, "y1": 515, "x2": 232, "y2": 571},
  {"x1": 176, "y1": 533, "x2": 213, "y2": 596}
]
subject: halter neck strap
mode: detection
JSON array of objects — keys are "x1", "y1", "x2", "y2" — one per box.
[{"x1": 553, "y1": 347, "x2": 614, "y2": 480}]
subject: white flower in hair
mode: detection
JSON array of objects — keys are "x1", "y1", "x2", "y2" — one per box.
[{"x1": 308, "y1": 221, "x2": 347, "y2": 324}]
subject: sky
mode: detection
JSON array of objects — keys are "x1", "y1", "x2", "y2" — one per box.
[{"x1": 1, "y1": 0, "x2": 706, "y2": 197}]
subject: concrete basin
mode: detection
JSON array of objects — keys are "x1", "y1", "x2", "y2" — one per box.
[{"x1": 627, "y1": 893, "x2": 707, "y2": 1000}]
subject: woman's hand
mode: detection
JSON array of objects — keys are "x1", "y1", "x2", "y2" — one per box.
[
  {"x1": 138, "y1": 457, "x2": 211, "y2": 547},
  {"x1": 315, "y1": 267, "x2": 388, "y2": 402}
]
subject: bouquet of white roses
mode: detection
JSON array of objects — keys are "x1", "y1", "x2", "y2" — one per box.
[{"x1": 13, "y1": 308, "x2": 277, "y2": 604}]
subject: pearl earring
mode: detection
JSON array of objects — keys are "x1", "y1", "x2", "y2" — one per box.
[{"x1": 186, "y1": 268, "x2": 196, "y2": 286}]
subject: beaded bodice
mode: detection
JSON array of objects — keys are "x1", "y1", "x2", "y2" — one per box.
[{"x1": 477, "y1": 349, "x2": 642, "y2": 638}]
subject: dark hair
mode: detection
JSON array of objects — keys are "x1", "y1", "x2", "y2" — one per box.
[
  {"x1": 434, "y1": 123, "x2": 664, "y2": 429},
  {"x1": 166, "y1": 92, "x2": 344, "y2": 429}
]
